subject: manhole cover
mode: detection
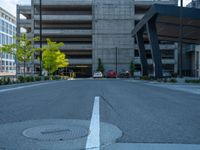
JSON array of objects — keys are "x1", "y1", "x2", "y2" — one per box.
[{"x1": 23, "y1": 125, "x2": 88, "y2": 141}]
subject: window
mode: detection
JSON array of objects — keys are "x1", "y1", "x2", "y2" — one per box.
[
  {"x1": 134, "y1": 50, "x2": 139, "y2": 57},
  {"x1": 2, "y1": 20, "x2": 5, "y2": 32},
  {"x1": 0, "y1": 20, "x2": 2, "y2": 31},
  {"x1": 0, "y1": 33, "x2": 2, "y2": 44},
  {"x1": 2, "y1": 34, "x2": 5, "y2": 44}
]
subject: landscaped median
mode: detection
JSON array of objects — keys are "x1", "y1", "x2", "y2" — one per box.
[
  {"x1": 185, "y1": 79, "x2": 200, "y2": 84},
  {"x1": 139, "y1": 75, "x2": 178, "y2": 83},
  {"x1": 0, "y1": 76, "x2": 69, "y2": 86},
  {"x1": 139, "y1": 75, "x2": 200, "y2": 84}
]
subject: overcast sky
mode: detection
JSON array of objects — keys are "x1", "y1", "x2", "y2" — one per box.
[
  {"x1": 0, "y1": 0, "x2": 193, "y2": 17},
  {"x1": 0, "y1": 0, "x2": 30, "y2": 16}
]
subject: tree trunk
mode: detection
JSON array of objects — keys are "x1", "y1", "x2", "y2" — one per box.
[{"x1": 24, "y1": 61, "x2": 26, "y2": 77}]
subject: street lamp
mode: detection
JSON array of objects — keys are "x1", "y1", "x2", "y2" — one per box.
[
  {"x1": 39, "y1": 0, "x2": 42, "y2": 76},
  {"x1": 115, "y1": 47, "x2": 118, "y2": 74},
  {"x1": 179, "y1": 0, "x2": 183, "y2": 77}
]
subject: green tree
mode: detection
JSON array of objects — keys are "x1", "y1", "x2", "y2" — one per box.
[
  {"x1": 130, "y1": 60, "x2": 135, "y2": 77},
  {"x1": 0, "y1": 34, "x2": 39, "y2": 76},
  {"x1": 96, "y1": 58, "x2": 104, "y2": 73},
  {"x1": 42, "y1": 39, "x2": 69, "y2": 76},
  {"x1": 0, "y1": 44, "x2": 15, "y2": 72}
]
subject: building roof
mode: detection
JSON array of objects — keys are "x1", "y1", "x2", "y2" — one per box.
[
  {"x1": 0, "y1": 7, "x2": 16, "y2": 23},
  {"x1": 132, "y1": 4, "x2": 200, "y2": 44}
]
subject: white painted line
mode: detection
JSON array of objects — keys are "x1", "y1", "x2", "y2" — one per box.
[
  {"x1": 0, "y1": 82, "x2": 58, "y2": 93},
  {"x1": 86, "y1": 96, "x2": 100, "y2": 150}
]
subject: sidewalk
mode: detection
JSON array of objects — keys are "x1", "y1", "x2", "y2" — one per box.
[
  {"x1": 127, "y1": 79, "x2": 200, "y2": 95},
  {"x1": 103, "y1": 143, "x2": 200, "y2": 150}
]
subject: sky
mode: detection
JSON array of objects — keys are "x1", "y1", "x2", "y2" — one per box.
[
  {"x1": 0, "y1": 0, "x2": 30, "y2": 16},
  {"x1": 0, "y1": 0, "x2": 193, "y2": 17}
]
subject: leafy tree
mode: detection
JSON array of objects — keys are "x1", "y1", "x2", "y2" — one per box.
[
  {"x1": 0, "y1": 44, "x2": 15, "y2": 72},
  {"x1": 0, "y1": 34, "x2": 39, "y2": 76},
  {"x1": 42, "y1": 39, "x2": 69, "y2": 76},
  {"x1": 130, "y1": 60, "x2": 135, "y2": 77},
  {"x1": 96, "y1": 58, "x2": 104, "y2": 73}
]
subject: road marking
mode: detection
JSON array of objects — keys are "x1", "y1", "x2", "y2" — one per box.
[
  {"x1": 86, "y1": 96, "x2": 100, "y2": 150},
  {"x1": 0, "y1": 82, "x2": 59, "y2": 93}
]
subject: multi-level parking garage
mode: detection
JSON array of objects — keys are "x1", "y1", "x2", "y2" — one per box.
[
  {"x1": 17, "y1": 0, "x2": 93, "y2": 77},
  {"x1": 17, "y1": 0, "x2": 178, "y2": 77}
]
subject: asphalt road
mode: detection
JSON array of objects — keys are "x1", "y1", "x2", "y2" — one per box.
[{"x1": 0, "y1": 79, "x2": 200, "y2": 149}]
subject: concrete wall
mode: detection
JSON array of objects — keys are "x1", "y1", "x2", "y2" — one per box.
[
  {"x1": 92, "y1": 0, "x2": 135, "y2": 73},
  {"x1": 17, "y1": 0, "x2": 179, "y2": 76}
]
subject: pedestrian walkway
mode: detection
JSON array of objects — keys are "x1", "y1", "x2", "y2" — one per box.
[
  {"x1": 126, "y1": 79, "x2": 200, "y2": 95},
  {"x1": 146, "y1": 83, "x2": 200, "y2": 95},
  {"x1": 103, "y1": 143, "x2": 200, "y2": 150}
]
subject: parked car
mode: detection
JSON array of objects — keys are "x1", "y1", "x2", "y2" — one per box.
[
  {"x1": 93, "y1": 71, "x2": 103, "y2": 78},
  {"x1": 118, "y1": 71, "x2": 130, "y2": 78},
  {"x1": 163, "y1": 71, "x2": 172, "y2": 77},
  {"x1": 106, "y1": 70, "x2": 117, "y2": 78}
]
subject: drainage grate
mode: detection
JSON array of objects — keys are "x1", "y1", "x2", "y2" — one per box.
[{"x1": 23, "y1": 125, "x2": 88, "y2": 141}]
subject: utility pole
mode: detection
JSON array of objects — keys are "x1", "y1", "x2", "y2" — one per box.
[
  {"x1": 39, "y1": 0, "x2": 42, "y2": 76},
  {"x1": 179, "y1": 0, "x2": 183, "y2": 77}
]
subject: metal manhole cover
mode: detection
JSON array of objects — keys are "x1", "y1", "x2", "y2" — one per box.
[{"x1": 22, "y1": 125, "x2": 88, "y2": 141}]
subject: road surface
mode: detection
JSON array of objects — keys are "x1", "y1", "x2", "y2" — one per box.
[{"x1": 0, "y1": 79, "x2": 200, "y2": 149}]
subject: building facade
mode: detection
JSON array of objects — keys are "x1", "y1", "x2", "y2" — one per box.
[
  {"x1": 186, "y1": 0, "x2": 200, "y2": 77},
  {"x1": 17, "y1": 0, "x2": 178, "y2": 77},
  {"x1": 0, "y1": 7, "x2": 16, "y2": 76},
  {"x1": 185, "y1": 0, "x2": 200, "y2": 77}
]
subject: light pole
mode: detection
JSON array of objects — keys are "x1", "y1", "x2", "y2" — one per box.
[
  {"x1": 39, "y1": 0, "x2": 42, "y2": 76},
  {"x1": 179, "y1": 0, "x2": 183, "y2": 77},
  {"x1": 115, "y1": 47, "x2": 118, "y2": 74}
]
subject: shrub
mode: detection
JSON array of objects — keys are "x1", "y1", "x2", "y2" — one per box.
[
  {"x1": 30, "y1": 76, "x2": 35, "y2": 82},
  {"x1": 7, "y1": 77, "x2": 11, "y2": 84},
  {"x1": 3, "y1": 77, "x2": 12, "y2": 85},
  {"x1": 44, "y1": 76, "x2": 50, "y2": 80},
  {"x1": 169, "y1": 78, "x2": 177, "y2": 83},
  {"x1": 18, "y1": 76, "x2": 25, "y2": 83},
  {"x1": 185, "y1": 79, "x2": 200, "y2": 84},
  {"x1": 52, "y1": 76, "x2": 61, "y2": 80},
  {"x1": 25, "y1": 76, "x2": 30, "y2": 82},
  {"x1": 140, "y1": 75, "x2": 150, "y2": 80},
  {"x1": 35, "y1": 76, "x2": 42, "y2": 81}
]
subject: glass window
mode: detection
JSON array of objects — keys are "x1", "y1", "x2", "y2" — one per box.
[
  {"x1": 2, "y1": 34, "x2": 5, "y2": 44},
  {"x1": 6, "y1": 22, "x2": 8, "y2": 34},
  {"x1": 6, "y1": 35, "x2": 8, "y2": 44},
  {"x1": 0, "y1": 33, "x2": 2, "y2": 44},
  {"x1": 0, "y1": 20, "x2": 2, "y2": 31},
  {"x1": 2, "y1": 20, "x2": 5, "y2": 32},
  {"x1": 9, "y1": 24, "x2": 12, "y2": 35}
]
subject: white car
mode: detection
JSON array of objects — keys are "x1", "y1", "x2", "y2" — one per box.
[{"x1": 93, "y1": 72, "x2": 103, "y2": 78}]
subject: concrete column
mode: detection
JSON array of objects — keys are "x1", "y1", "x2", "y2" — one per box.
[
  {"x1": 136, "y1": 28, "x2": 148, "y2": 76},
  {"x1": 174, "y1": 44, "x2": 178, "y2": 74},
  {"x1": 195, "y1": 46, "x2": 200, "y2": 77},
  {"x1": 146, "y1": 17, "x2": 163, "y2": 78},
  {"x1": 16, "y1": 5, "x2": 20, "y2": 76}
]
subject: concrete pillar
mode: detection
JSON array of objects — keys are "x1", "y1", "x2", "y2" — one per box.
[
  {"x1": 174, "y1": 44, "x2": 178, "y2": 74},
  {"x1": 195, "y1": 46, "x2": 200, "y2": 77},
  {"x1": 146, "y1": 17, "x2": 163, "y2": 78},
  {"x1": 136, "y1": 28, "x2": 148, "y2": 76},
  {"x1": 16, "y1": 5, "x2": 20, "y2": 76}
]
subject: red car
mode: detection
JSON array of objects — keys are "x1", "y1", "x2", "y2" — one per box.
[{"x1": 106, "y1": 70, "x2": 117, "y2": 78}]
